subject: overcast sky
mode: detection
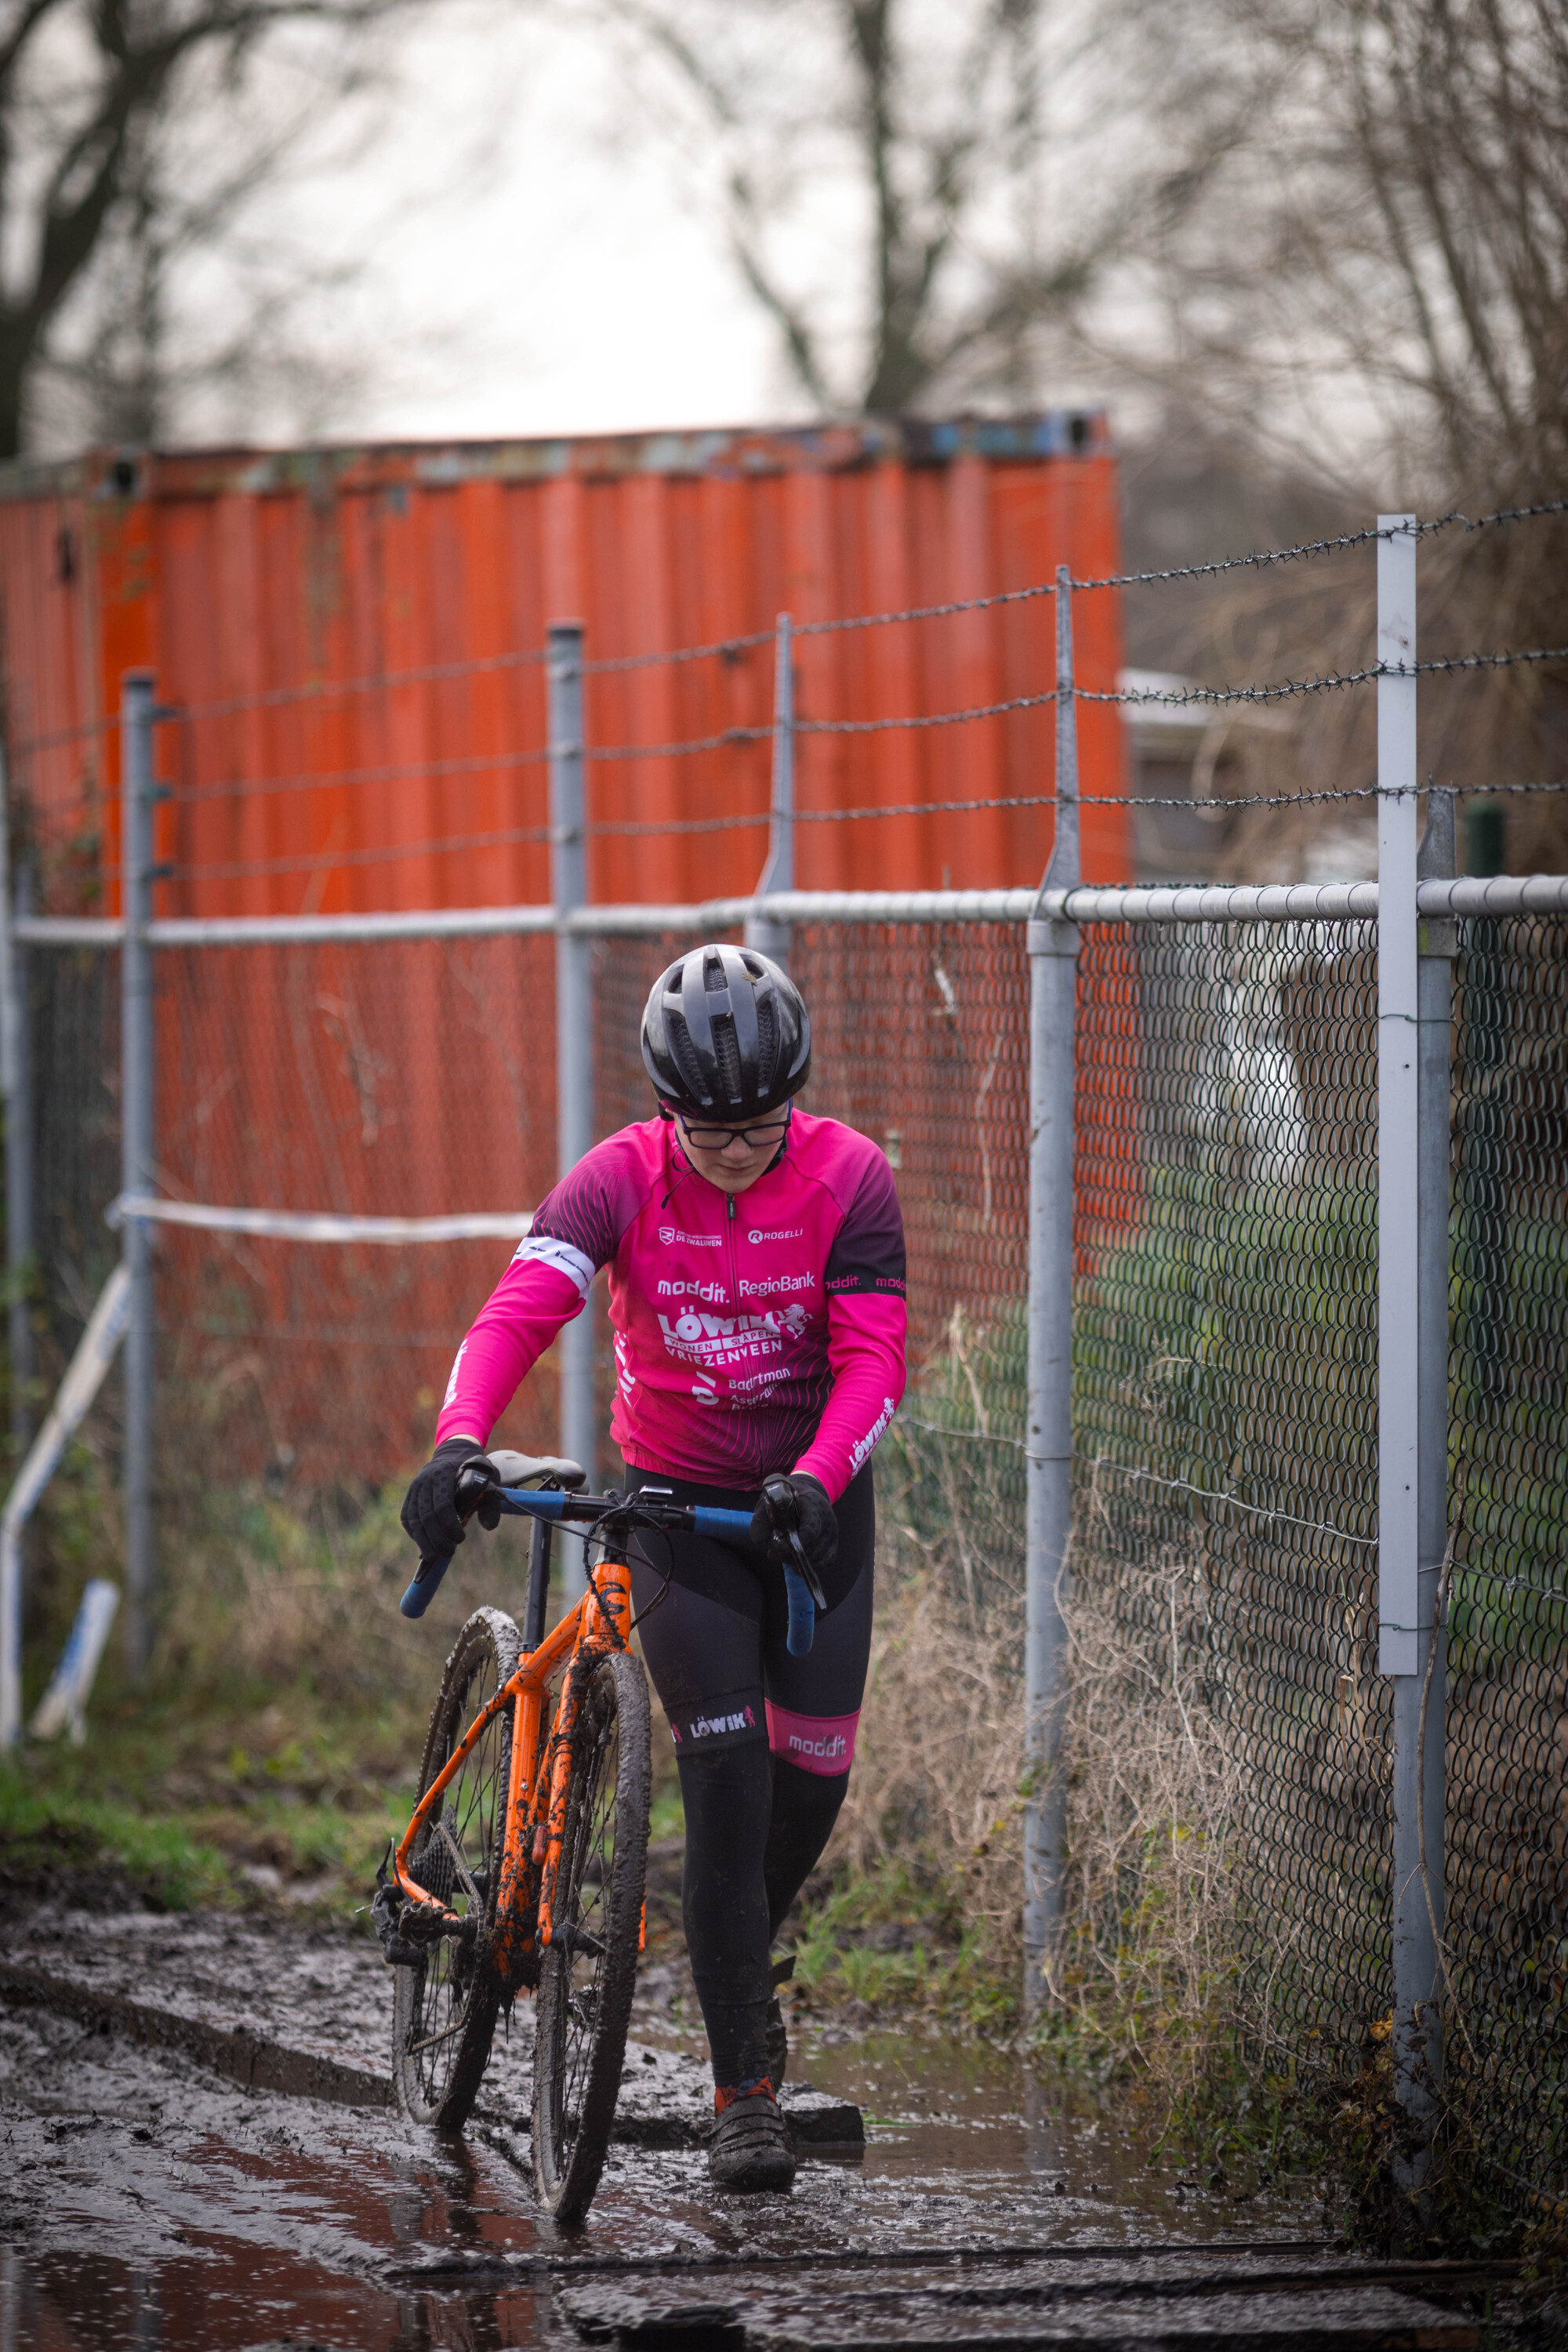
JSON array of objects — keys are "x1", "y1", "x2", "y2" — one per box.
[{"x1": 251, "y1": 7, "x2": 807, "y2": 447}]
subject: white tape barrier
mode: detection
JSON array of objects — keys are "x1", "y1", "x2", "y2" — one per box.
[
  {"x1": 108, "y1": 1196, "x2": 533, "y2": 1245},
  {"x1": 1, "y1": 1263, "x2": 132, "y2": 1748},
  {"x1": 31, "y1": 1579, "x2": 119, "y2": 1745}
]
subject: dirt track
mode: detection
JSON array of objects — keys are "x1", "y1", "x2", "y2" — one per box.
[{"x1": 0, "y1": 1906, "x2": 1526, "y2": 2348}]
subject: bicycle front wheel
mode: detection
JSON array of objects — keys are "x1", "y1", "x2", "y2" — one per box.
[
  {"x1": 532, "y1": 1647, "x2": 651, "y2": 2223},
  {"x1": 393, "y1": 1605, "x2": 520, "y2": 2130}
]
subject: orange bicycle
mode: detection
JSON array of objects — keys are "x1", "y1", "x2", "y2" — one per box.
[{"x1": 374, "y1": 1451, "x2": 788, "y2": 2222}]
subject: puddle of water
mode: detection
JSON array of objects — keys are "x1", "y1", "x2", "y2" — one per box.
[
  {"x1": 630, "y1": 2007, "x2": 1322, "y2": 2249},
  {"x1": 1, "y1": 1959, "x2": 1327, "y2": 2348}
]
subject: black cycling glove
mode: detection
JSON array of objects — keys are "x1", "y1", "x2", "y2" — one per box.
[
  {"x1": 401, "y1": 1436, "x2": 499, "y2": 1559},
  {"x1": 751, "y1": 1471, "x2": 838, "y2": 1590}
]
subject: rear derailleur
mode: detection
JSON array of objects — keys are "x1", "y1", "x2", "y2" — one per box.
[{"x1": 372, "y1": 1843, "x2": 483, "y2": 1969}]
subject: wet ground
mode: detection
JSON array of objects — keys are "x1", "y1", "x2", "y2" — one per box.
[{"x1": 0, "y1": 1911, "x2": 1521, "y2": 2348}]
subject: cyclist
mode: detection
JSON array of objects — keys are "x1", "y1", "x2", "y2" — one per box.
[{"x1": 401, "y1": 944, "x2": 906, "y2": 2194}]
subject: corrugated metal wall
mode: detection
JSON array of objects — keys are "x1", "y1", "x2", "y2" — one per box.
[
  {"x1": 0, "y1": 416, "x2": 1127, "y2": 920},
  {"x1": 2, "y1": 418, "x2": 1127, "y2": 1479}
]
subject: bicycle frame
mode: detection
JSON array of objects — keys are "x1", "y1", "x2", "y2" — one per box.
[
  {"x1": 392, "y1": 1539, "x2": 633, "y2": 1984},
  {"x1": 392, "y1": 1478, "x2": 773, "y2": 1987}
]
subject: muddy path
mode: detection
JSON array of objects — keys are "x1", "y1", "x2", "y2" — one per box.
[{"x1": 0, "y1": 1907, "x2": 1523, "y2": 2348}]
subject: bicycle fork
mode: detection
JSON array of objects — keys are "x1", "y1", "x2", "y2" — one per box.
[{"x1": 493, "y1": 1547, "x2": 635, "y2": 1980}]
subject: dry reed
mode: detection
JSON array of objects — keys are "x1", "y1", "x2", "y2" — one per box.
[{"x1": 833, "y1": 1423, "x2": 1258, "y2": 2088}]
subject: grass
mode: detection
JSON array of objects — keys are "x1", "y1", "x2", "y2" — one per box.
[
  {"x1": 0, "y1": 1682, "x2": 424, "y2": 1919},
  {"x1": 787, "y1": 1858, "x2": 1018, "y2": 2036},
  {"x1": 4, "y1": 1433, "x2": 462, "y2": 1920},
  {"x1": 0, "y1": 1769, "x2": 233, "y2": 1911}
]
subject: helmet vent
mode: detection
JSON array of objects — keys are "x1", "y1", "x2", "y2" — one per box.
[
  {"x1": 669, "y1": 1022, "x2": 711, "y2": 1108},
  {"x1": 755, "y1": 993, "x2": 779, "y2": 1088},
  {"x1": 712, "y1": 1015, "x2": 742, "y2": 1103}
]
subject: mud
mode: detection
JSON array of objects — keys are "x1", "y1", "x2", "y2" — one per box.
[{"x1": 0, "y1": 1909, "x2": 1521, "y2": 2349}]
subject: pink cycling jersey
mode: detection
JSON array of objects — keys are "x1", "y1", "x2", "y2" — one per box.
[{"x1": 435, "y1": 1109, "x2": 907, "y2": 1501}]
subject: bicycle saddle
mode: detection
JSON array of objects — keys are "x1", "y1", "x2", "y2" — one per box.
[{"x1": 485, "y1": 1448, "x2": 587, "y2": 1490}]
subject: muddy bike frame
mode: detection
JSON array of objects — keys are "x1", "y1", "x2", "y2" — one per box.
[{"x1": 390, "y1": 1483, "x2": 757, "y2": 1984}]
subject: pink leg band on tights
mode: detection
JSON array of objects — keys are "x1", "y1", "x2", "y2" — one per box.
[{"x1": 764, "y1": 1701, "x2": 858, "y2": 1776}]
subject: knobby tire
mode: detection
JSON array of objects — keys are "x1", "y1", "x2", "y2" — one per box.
[
  {"x1": 393, "y1": 1606, "x2": 521, "y2": 2129},
  {"x1": 532, "y1": 1647, "x2": 651, "y2": 2223}
]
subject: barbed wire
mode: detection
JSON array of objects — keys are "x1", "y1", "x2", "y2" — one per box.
[
  {"x1": 584, "y1": 724, "x2": 771, "y2": 761},
  {"x1": 577, "y1": 683, "x2": 1060, "y2": 762},
  {"x1": 1069, "y1": 775, "x2": 1568, "y2": 811},
  {"x1": 606, "y1": 498, "x2": 1568, "y2": 648},
  {"x1": 9, "y1": 647, "x2": 553, "y2": 760},
  {"x1": 1424, "y1": 495, "x2": 1568, "y2": 540},
  {"x1": 589, "y1": 790, "x2": 1071, "y2": 837},
  {"x1": 1067, "y1": 523, "x2": 1390, "y2": 595},
  {"x1": 155, "y1": 823, "x2": 553, "y2": 884},
  {"x1": 169, "y1": 745, "x2": 551, "y2": 807},
  {"x1": 1081, "y1": 645, "x2": 1568, "y2": 710},
  {"x1": 795, "y1": 579, "x2": 1058, "y2": 637},
  {"x1": 579, "y1": 630, "x2": 775, "y2": 675},
  {"x1": 77, "y1": 631, "x2": 1568, "y2": 808},
  {"x1": 589, "y1": 775, "x2": 1568, "y2": 832},
  {"x1": 1063, "y1": 498, "x2": 1568, "y2": 595},
  {"x1": 13, "y1": 499, "x2": 1568, "y2": 759},
  {"x1": 170, "y1": 644, "x2": 550, "y2": 728},
  {"x1": 9, "y1": 710, "x2": 117, "y2": 757},
  {"x1": 798, "y1": 689, "x2": 1057, "y2": 735},
  {"x1": 59, "y1": 772, "x2": 1568, "y2": 881}
]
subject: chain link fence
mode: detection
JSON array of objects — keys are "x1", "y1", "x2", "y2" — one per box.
[
  {"x1": 10, "y1": 898, "x2": 1568, "y2": 2217},
  {"x1": 1069, "y1": 906, "x2": 1568, "y2": 2210},
  {"x1": 1447, "y1": 912, "x2": 1568, "y2": 2212},
  {"x1": 20, "y1": 931, "x2": 561, "y2": 1483},
  {"x1": 1071, "y1": 917, "x2": 1387, "y2": 2062},
  {"x1": 27, "y1": 941, "x2": 122, "y2": 1374}
]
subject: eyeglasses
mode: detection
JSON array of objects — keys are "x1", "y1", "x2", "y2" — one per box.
[{"x1": 677, "y1": 1114, "x2": 791, "y2": 1152}]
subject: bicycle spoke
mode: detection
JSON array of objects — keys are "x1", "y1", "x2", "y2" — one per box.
[{"x1": 393, "y1": 1608, "x2": 519, "y2": 2129}]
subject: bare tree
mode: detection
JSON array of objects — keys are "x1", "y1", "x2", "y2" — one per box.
[
  {"x1": 0, "y1": 0, "x2": 429, "y2": 459},
  {"x1": 1113, "y1": 0, "x2": 1568, "y2": 851},
  {"x1": 578, "y1": 0, "x2": 1188, "y2": 416},
  {"x1": 1115, "y1": 0, "x2": 1567, "y2": 492}
]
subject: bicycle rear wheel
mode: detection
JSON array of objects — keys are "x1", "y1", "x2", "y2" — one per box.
[
  {"x1": 532, "y1": 1647, "x2": 651, "y2": 2222},
  {"x1": 393, "y1": 1606, "x2": 521, "y2": 2129}
]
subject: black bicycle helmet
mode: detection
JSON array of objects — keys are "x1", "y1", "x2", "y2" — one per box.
[{"x1": 641, "y1": 944, "x2": 811, "y2": 1120}]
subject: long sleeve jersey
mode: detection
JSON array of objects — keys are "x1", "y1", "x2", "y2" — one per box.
[{"x1": 435, "y1": 1109, "x2": 907, "y2": 1501}]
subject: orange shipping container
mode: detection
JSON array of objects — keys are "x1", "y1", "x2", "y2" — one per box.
[
  {"x1": 0, "y1": 416, "x2": 1127, "y2": 1483},
  {"x1": 0, "y1": 415, "x2": 1127, "y2": 918}
]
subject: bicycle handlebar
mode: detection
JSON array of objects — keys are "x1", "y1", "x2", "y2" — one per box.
[{"x1": 398, "y1": 1480, "x2": 817, "y2": 1655}]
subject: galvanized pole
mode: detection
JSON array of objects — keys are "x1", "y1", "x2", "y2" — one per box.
[
  {"x1": 745, "y1": 615, "x2": 795, "y2": 968},
  {"x1": 1377, "y1": 514, "x2": 1436, "y2": 2219},
  {"x1": 0, "y1": 745, "x2": 33, "y2": 1461},
  {"x1": 549, "y1": 622, "x2": 595, "y2": 1516},
  {"x1": 1377, "y1": 517, "x2": 1420, "y2": 1684},
  {"x1": 1391, "y1": 786, "x2": 1453, "y2": 2214},
  {"x1": 1022, "y1": 567, "x2": 1079, "y2": 2015},
  {"x1": 121, "y1": 672, "x2": 158, "y2": 1678}
]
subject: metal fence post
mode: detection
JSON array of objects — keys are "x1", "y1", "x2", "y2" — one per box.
[
  {"x1": 121, "y1": 671, "x2": 158, "y2": 1678},
  {"x1": 1022, "y1": 566, "x2": 1080, "y2": 2015},
  {"x1": 745, "y1": 615, "x2": 795, "y2": 967},
  {"x1": 0, "y1": 745, "x2": 33, "y2": 1461},
  {"x1": 1377, "y1": 515, "x2": 1439, "y2": 2213},
  {"x1": 1377, "y1": 517, "x2": 1420, "y2": 1689},
  {"x1": 1390, "y1": 786, "x2": 1454, "y2": 2211},
  {"x1": 550, "y1": 622, "x2": 595, "y2": 1514}
]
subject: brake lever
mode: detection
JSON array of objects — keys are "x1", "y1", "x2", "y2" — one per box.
[
  {"x1": 787, "y1": 1527, "x2": 828, "y2": 1613},
  {"x1": 455, "y1": 1461, "x2": 497, "y2": 1519}
]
